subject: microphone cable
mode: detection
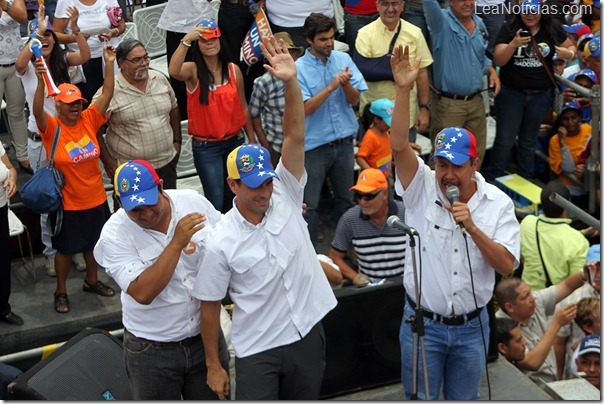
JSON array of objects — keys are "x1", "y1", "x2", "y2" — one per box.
[{"x1": 461, "y1": 232, "x2": 492, "y2": 400}]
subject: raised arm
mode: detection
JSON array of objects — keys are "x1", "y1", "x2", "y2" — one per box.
[
  {"x1": 32, "y1": 61, "x2": 48, "y2": 133},
  {"x1": 64, "y1": 6, "x2": 91, "y2": 65},
  {"x1": 93, "y1": 45, "x2": 116, "y2": 116},
  {"x1": 390, "y1": 45, "x2": 421, "y2": 190},
  {"x1": 260, "y1": 35, "x2": 305, "y2": 180},
  {"x1": 0, "y1": 0, "x2": 26, "y2": 25},
  {"x1": 168, "y1": 26, "x2": 200, "y2": 83}
]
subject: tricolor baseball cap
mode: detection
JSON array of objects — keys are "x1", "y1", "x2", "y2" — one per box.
[
  {"x1": 578, "y1": 33, "x2": 595, "y2": 51},
  {"x1": 431, "y1": 127, "x2": 477, "y2": 165},
  {"x1": 369, "y1": 98, "x2": 395, "y2": 127},
  {"x1": 28, "y1": 18, "x2": 53, "y2": 37},
  {"x1": 560, "y1": 100, "x2": 582, "y2": 117},
  {"x1": 577, "y1": 334, "x2": 600, "y2": 357},
  {"x1": 196, "y1": 18, "x2": 221, "y2": 40},
  {"x1": 584, "y1": 37, "x2": 600, "y2": 58},
  {"x1": 563, "y1": 23, "x2": 588, "y2": 35},
  {"x1": 54, "y1": 83, "x2": 87, "y2": 104},
  {"x1": 350, "y1": 168, "x2": 388, "y2": 193},
  {"x1": 114, "y1": 160, "x2": 161, "y2": 211},
  {"x1": 227, "y1": 144, "x2": 279, "y2": 188}
]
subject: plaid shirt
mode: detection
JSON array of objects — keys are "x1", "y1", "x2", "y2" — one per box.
[{"x1": 249, "y1": 73, "x2": 285, "y2": 153}]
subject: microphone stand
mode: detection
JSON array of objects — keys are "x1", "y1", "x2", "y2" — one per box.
[{"x1": 406, "y1": 234, "x2": 430, "y2": 400}]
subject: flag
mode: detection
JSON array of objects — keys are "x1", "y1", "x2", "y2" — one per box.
[{"x1": 241, "y1": 7, "x2": 273, "y2": 66}]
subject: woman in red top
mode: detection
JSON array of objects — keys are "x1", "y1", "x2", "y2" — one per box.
[
  {"x1": 169, "y1": 18, "x2": 255, "y2": 213},
  {"x1": 33, "y1": 45, "x2": 116, "y2": 314}
]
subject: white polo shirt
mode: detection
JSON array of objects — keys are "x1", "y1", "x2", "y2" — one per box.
[
  {"x1": 192, "y1": 164, "x2": 338, "y2": 358},
  {"x1": 395, "y1": 156, "x2": 520, "y2": 316},
  {"x1": 94, "y1": 189, "x2": 222, "y2": 342}
]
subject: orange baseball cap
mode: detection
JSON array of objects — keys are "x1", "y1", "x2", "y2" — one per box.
[
  {"x1": 54, "y1": 83, "x2": 87, "y2": 104},
  {"x1": 350, "y1": 168, "x2": 388, "y2": 193}
]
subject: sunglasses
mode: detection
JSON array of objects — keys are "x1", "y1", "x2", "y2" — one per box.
[{"x1": 355, "y1": 190, "x2": 382, "y2": 201}]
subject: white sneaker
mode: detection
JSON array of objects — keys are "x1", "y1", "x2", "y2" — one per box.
[
  {"x1": 45, "y1": 257, "x2": 56, "y2": 277},
  {"x1": 73, "y1": 253, "x2": 86, "y2": 272}
]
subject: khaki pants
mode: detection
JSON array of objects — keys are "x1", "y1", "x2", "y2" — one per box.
[{"x1": 429, "y1": 95, "x2": 487, "y2": 168}]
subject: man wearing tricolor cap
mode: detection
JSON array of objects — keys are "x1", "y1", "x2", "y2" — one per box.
[
  {"x1": 575, "y1": 334, "x2": 600, "y2": 389},
  {"x1": 93, "y1": 159, "x2": 230, "y2": 399},
  {"x1": 389, "y1": 45, "x2": 520, "y2": 399},
  {"x1": 192, "y1": 36, "x2": 336, "y2": 400}
]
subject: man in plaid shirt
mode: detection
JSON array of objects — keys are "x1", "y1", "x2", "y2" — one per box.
[{"x1": 249, "y1": 32, "x2": 304, "y2": 167}]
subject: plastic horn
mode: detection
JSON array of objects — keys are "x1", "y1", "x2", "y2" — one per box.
[{"x1": 29, "y1": 38, "x2": 60, "y2": 98}]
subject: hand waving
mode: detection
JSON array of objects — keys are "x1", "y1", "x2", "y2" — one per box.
[
  {"x1": 390, "y1": 45, "x2": 421, "y2": 90},
  {"x1": 260, "y1": 35, "x2": 297, "y2": 83}
]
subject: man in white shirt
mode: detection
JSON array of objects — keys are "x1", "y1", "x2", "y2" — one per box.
[
  {"x1": 389, "y1": 45, "x2": 520, "y2": 399},
  {"x1": 192, "y1": 36, "x2": 337, "y2": 400},
  {"x1": 93, "y1": 159, "x2": 229, "y2": 400}
]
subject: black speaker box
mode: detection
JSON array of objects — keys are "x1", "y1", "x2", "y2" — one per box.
[
  {"x1": 8, "y1": 327, "x2": 132, "y2": 400},
  {"x1": 320, "y1": 277, "x2": 405, "y2": 398}
]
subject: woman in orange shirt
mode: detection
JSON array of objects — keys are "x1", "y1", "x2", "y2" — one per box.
[
  {"x1": 33, "y1": 45, "x2": 116, "y2": 314},
  {"x1": 169, "y1": 18, "x2": 255, "y2": 213}
]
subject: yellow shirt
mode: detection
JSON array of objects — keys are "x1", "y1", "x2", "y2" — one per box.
[{"x1": 355, "y1": 18, "x2": 433, "y2": 127}]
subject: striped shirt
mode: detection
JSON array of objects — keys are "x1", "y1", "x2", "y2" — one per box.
[{"x1": 331, "y1": 200, "x2": 406, "y2": 279}]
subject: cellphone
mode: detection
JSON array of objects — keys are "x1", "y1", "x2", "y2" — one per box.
[{"x1": 520, "y1": 30, "x2": 530, "y2": 37}]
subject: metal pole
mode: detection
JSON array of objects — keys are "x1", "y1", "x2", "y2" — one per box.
[{"x1": 549, "y1": 192, "x2": 600, "y2": 231}]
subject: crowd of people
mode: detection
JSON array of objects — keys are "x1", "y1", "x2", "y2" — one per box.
[{"x1": 0, "y1": 0, "x2": 601, "y2": 400}]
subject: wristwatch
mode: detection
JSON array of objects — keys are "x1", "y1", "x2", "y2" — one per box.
[{"x1": 419, "y1": 103, "x2": 431, "y2": 111}]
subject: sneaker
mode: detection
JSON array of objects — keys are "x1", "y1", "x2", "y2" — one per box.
[
  {"x1": 45, "y1": 257, "x2": 56, "y2": 277},
  {"x1": 73, "y1": 253, "x2": 86, "y2": 272}
]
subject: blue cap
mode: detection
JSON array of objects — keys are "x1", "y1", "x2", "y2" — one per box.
[
  {"x1": 577, "y1": 334, "x2": 600, "y2": 357},
  {"x1": 27, "y1": 18, "x2": 53, "y2": 38},
  {"x1": 226, "y1": 144, "x2": 279, "y2": 188},
  {"x1": 586, "y1": 244, "x2": 600, "y2": 263},
  {"x1": 574, "y1": 68, "x2": 598, "y2": 84},
  {"x1": 369, "y1": 98, "x2": 394, "y2": 127},
  {"x1": 560, "y1": 100, "x2": 583, "y2": 117},
  {"x1": 594, "y1": 0, "x2": 600, "y2": 8},
  {"x1": 520, "y1": 0, "x2": 542, "y2": 13},
  {"x1": 431, "y1": 127, "x2": 477, "y2": 165}
]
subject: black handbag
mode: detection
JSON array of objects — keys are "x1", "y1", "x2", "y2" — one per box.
[{"x1": 19, "y1": 126, "x2": 65, "y2": 234}]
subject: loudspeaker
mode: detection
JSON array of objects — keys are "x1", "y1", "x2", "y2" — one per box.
[
  {"x1": 8, "y1": 327, "x2": 132, "y2": 400},
  {"x1": 320, "y1": 277, "x2": 405, "y2": 398}
]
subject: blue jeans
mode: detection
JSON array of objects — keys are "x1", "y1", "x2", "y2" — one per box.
[
  {"x1": 303, "y1": 139, "x2": 355, "y2": 247},
  {"x1": 192, "y1": 135, "x2": 244, "y2": 213},
  {"x1": 489, "y1": 85, "x2": 553, "y2": 179},
  {"x1": 400, "y1": 300, "x2": 490, "y2": 400},
  {"x1": 344, "y1": 11, "x2": 379, "y2": 55},
  {"x1": 123, "y1": 330, "x2": 230, "y2": 400}
]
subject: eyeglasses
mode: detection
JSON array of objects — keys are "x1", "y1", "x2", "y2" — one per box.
[
  {"x1": 355, "y1": 190, "x2": 383, "y2": 201},
  {"x1": 378, "y1": 1, "x2": 404, "y2": 7},
  {"x1": 124, "y1": 54, "x2": 150, "y2": 65}
]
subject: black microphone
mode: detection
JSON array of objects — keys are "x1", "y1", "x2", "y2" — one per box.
[
  {"x1": 387, "y1": 215, "x2": 418, "y2": 236},
  {"x1": 446, "y1": 185, "x2": 466, "y2": 232}
]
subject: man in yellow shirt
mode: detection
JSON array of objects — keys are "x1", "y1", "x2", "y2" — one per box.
[{"x1": 355, "y1": 0, "x2": 433, "y2": 142}]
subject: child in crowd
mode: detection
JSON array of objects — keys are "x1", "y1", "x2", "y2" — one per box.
[{"x1": 548, "y1": 101, "x2": 592, "y2": 208}]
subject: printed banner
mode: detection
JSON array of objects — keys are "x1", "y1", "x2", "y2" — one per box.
[{"x1": 241, "y1": 8, "x2": 273, "y2": 66}]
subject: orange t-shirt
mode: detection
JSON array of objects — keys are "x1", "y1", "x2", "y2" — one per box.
[
  {"x1": 356, "y1": 128, "x2": 392, "y2": 176},
  {"x1": 41, "y1": 104, "x2": 107, "y2": 211}
]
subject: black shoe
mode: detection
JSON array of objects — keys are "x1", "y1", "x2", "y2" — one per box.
[
  {"x1": 18, "y1": 162, "x2": 34, "y2": 175},
  {"x1": 1, "y1": 311, "x2": 24, "y2": 326}
]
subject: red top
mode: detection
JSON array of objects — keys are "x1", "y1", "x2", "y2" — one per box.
[{"x1": 187, "y1": 62, "x2": 246, "y2": 140}]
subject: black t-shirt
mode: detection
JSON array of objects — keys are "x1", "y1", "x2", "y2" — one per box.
[{"x1": 496, "y1": 23, "x2": 568, "y2": 90}]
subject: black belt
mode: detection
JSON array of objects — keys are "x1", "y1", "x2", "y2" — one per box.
[
  {"x1": 327, "y1": 136, "x2": 352, "y2": 146},
  {"x1": 439, "y1": 91, "x2": 480, "y2": 101},
  {"x1": 0, "y1": 62, "x2": 15, "y2": 68},
  {"x1": 128, "y1": 331, "x2": 200, "y2": 347},
  {"x1": 521, "y1": 88, "x2": 547, "y2": 95},
  {"x1": 406, "y1": 295, "x2": 483, "y2": 326},
  {"x1": 30, "y1": 132, "x2": 42, "y2": 142}
]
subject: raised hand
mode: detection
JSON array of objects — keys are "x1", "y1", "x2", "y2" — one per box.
[
  {"x1": 103, "y1": 44, "x2": 116, "y2": 64},
  {"x1": 66, "y1": 6, "x2": 79, "y2": 30},
  {"x1": 390, "y1": 45, "x2": 421, "y2": 90},
  {"x1": 36, "y1": 5, "x2": 49, "y2": 35},
  {"x1": 260, "y1": 35, "x2": 297, "y2": 83}
]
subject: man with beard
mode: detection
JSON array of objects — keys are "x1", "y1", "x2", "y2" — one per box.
[
  {"x1": 329, "y1": 168, "x2": 407, "y2": 285},
  {"x1": 94, "y1": 39, "x2": 182, "y2": 189}
]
